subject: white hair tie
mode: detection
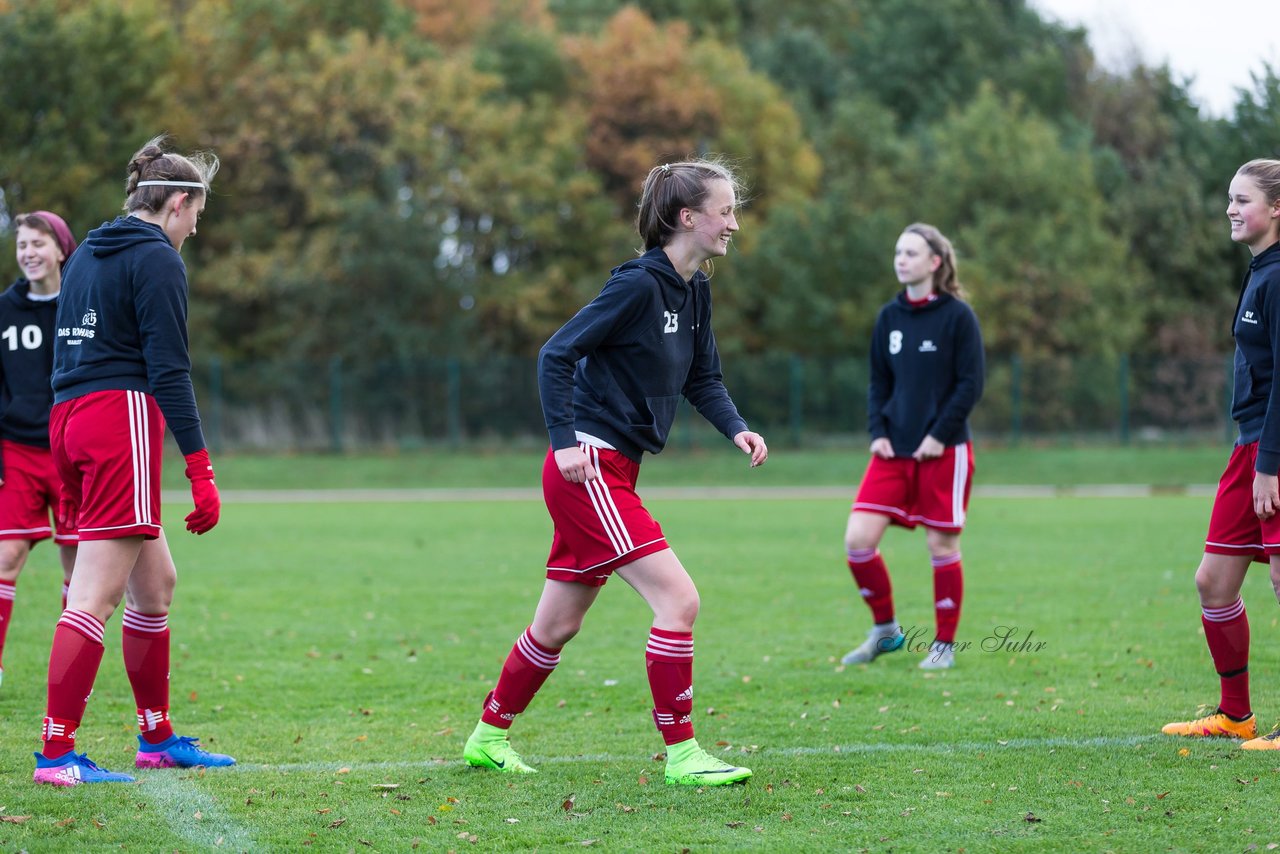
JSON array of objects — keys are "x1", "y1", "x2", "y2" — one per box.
[{"x1": 136, "y1": 180, "x2": 206, "y2": 188}]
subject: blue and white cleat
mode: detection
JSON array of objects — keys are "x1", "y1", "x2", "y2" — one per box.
[
  {"x1": 34, "y1": 751, "x2": 136, "y2": 786},
  {"x1": 135, "y1": 734, "x2": 236, "y2": 769}
]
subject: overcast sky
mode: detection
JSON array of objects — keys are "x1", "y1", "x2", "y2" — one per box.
[{"x1": 1030, "y1": 0, "x2": 1280, "y2": 116}]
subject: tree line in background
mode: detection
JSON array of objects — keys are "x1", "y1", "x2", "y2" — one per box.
[{"x1": 3, "y1": 0, "x2": 1279, "y2": 387}]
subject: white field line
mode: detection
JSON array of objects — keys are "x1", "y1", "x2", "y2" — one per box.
[
  {"x1": 134, "y1": 733, "x2": 1159, "y2": 843},
  {"x1": 136, "y1": 770, "x2": 257, "y2": 850},
  {"x1": 160, "y1": 485, "x2": 1218, "y2": 504},
  {"x1": 223, "y1": 733, "x2": 1161, "y2": 775}
]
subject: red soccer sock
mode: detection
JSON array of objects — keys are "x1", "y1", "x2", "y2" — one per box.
[
  {"x1": 43, "y1": 610, "x2": 106, "y2": 759},
  {"x1": 123, "y1": 609, "x2": 173, "y2": 744},
  {"x1": 480, "y1": 627, "x2": 561, "y2": 729},
  {"x1": 1202, "y1": 599, "x2": 1250, "y2": 719},
  {"x1": 0, "y1": 579, "x2": 15, "y2": 668},
  {"x1": 847, "y1": 548, "x2": 895, "y2": 624},
  {"x1": 931, "y1": 553, "x2": 964, "y2": 644},
  {"x1": 646, "y1": 627, "x2": 694, "y2": 746}
]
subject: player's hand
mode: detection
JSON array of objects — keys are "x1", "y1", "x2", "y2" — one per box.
[
  {"x1": 870, "y1": 438, "x2": 895, "y2": 459},
  {"x1": 733, "y1": 431, "x2": 768, "y2": 467},
  {"x1": 183, "y1": 449, "x2": 221, "y2": 534},
  {"x1": 912, "y1": 435, "x2": 945, "y2": 461},
  {"x1": 1254, "y1": 472, "x2": 1280, "y2": 520},
  {"x1": 555, "y1": 446, "x2": 597, "y2": 483}
]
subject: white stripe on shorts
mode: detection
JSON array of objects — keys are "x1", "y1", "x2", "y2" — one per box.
[
  {"x1": 127, "y1": 390, "x2": 152, "y2": 527},
  {"x1": 952, "y1": 443, "x2": 967, "y2": 527},
  {"x1": 582, "y1": 444, "x2": 635, "y2": 555}
]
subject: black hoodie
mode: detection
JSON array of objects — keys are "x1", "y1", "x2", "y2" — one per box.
[
  {"x1": 1230, "y1": 240, "x2": 1280, "y2": 472},
  {"x1": 538, "y1": 247, "x2": 748, "y2": 462},
  {"x1": 51, "y1": 216, "x2": 206, "y2": 455},
  {"x1": 0, "y1": 279, "x2": 60, "y2": 457},
  {"x1": 867, "y1": 291, "x2": 985, "y2": 456}
]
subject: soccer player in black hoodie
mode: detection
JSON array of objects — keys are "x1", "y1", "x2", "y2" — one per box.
[
  {"x1": 33, "y1": 137, "x2": 232, "y2": 786},
  {"x1": 841, "y1": 223, "x2": 984, "y2": 671},
  {"x1": 1163, "y1": 159, "x2": 1280, "y2": 748},
  {"x1": 0, "y1": 211, "x2": 79, "y2": 686},
  {"x1": 463, "y1": 158, "x2": 767, "y2": 786}
]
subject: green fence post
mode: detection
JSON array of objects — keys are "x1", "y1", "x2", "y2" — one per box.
[
  {"x1": 329, "y1": 356, "x2": 343, "y2": 454},
  {"x1": 447, "y1": 357, "x2": 463, "y2": 447},
  {"x1": 1010, "y1": 355, "x2": 1022, "y2": 446},
  {"x1": 208, "y1": 355, "x2": 223, "y2": 452},
  {"x1": 789, "y1": 353, "x2": 804, "y2": 447},
  {"x1": 1118, "y1": 354, "x2": 1130, "y2": 444}
]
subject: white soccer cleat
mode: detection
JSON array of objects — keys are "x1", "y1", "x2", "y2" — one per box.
[
  {"x1": 841, "y1": 626, "x2": 905, "y2": 665},
  {"x1": 918, "y1": 641, "x2": 955, "y2": 670}
]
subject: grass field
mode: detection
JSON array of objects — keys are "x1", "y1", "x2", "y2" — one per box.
[{"x1": 2, "y1": 448, "x2": 1278, "y2": 850}]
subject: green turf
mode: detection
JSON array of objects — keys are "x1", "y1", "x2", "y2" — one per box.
[
  {"x1": 181, "y1": 442, "x2": 1233, "y2": 490},
  {"x1": 0, "y1": 491, "x2": 1276, "y2": 850}
]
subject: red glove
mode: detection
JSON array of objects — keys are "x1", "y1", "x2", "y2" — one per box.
[
  {"x1": 57, "y1": 485, "x2": 79, "y2": 532},
  {"x1": 183, "y1": 449, "x2": 220, "y2": 535}
]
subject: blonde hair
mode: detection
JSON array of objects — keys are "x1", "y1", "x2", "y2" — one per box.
[
  {"x1": 902, "y1": 222, "x2": 965, "y2": 300},
  {"x1": 636, "y1": 157, "x2": 743, "y2": 253},
  {"x1": 123, "y1": 134, "x2": 220, "y2": 214}
]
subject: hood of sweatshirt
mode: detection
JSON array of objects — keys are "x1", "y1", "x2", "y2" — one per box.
[
  {"x1": 1251, "y1": 240, "x2": 1280, "y2": 273},
  {"x1": 613, "y1": 246, "x2": 699, "y2": 316},
  {"x1": 84, "y1": 216, "x2": 173, "y2": 259}
]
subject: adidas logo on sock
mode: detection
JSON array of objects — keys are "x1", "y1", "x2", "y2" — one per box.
[
  {"x1": 675, "y1": 686, "x2": 693, "y2": 702},
  {"x1": 936, "y1": 597, "x2": 957, "y2": 609}
]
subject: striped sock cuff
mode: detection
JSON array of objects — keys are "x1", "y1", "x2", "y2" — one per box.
[
  {"x1": 122, "y1": 608, "x2": 168, "y2": 633},
  {"x1": 137, "y1": 706, "x2": 171, "y2": 732},
  {"x1": 646, "y1": 628, "x2": 694, "y2": 661},
  {"x1": 516, "y1": 627, "x2": 561, "y2": 671},
  {"x1": 931, "y1": 552, "x2": 962, "y2": 568},
  {"x1": 847, "y1": 547, "x2": 879, "y2": 563},
  {"x1": 1203, "y1": 598, "x2": 1246, "y2": 623},
  {"x1": 0, "y1": 580, "x2": 15, "y2": 601},
  {"x1": 58, "y1": 609, "x2": 105, "y2": 644}
]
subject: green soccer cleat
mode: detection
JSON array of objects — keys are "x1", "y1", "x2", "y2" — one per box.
[
  {"x1": 463, "y1": 722, "x2": 537, "y2": 773},
  {"x1": 664, "y1": 739, "x2": 752, "y2": 786}
]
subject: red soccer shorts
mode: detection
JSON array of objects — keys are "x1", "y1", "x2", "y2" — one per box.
[
  {"x1": 50, "y1": 390, "x2": 164, "y2": 541},
  {"x1": 1204, "y1": 441, "x2": 1280, "y2": 562},
  {"x1": 543, "y1": 444, "x2": 669, "y2": 587},
  {"x1": 0, "y1": 439, "x2": 77, "y2": 544},
  {"x1": 852, "y1": 441, "x2": 974, "y2": 533}
]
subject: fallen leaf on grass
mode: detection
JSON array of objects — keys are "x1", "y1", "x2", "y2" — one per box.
[
  {"x1": 316, "y1": 809, "x2": 331, "y2": 815},
  {"x1": 427, "y1": 816, "x2": 437, "y2": 826},
  {"x1": 726, "y1": 821, "x2": 745, "y2": 828},
  {"x1": 1024, "y1": 812, "x2": 1042, "y2": 823},
  {"x1": 0, "y1": 816, "x2": 31, "y2": 824},
  {"x1": 638, "y1": 776, "x2": 649, "y2": 786},
  {"x1": 505, "y1": 818, "x2": 520, "y2": 824},
  {"x1": 336, "y1": 768, "x2": 351, "y2": 775},
  {"x1": 1156, "y1": 792, "x2": 1170, "y2": 800},
  {"x1": 562, "y1": 795, "x2": 576, "y2": 811},
  {"x1": 56, "y1": 818, "x2": 74, "y2": 827},
  {"x1": 328, "y1": 818, "x2": 346, "y2": 829},
  {"x1": 855, "y1": 784, "x2": 866, "y2": 794}
]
